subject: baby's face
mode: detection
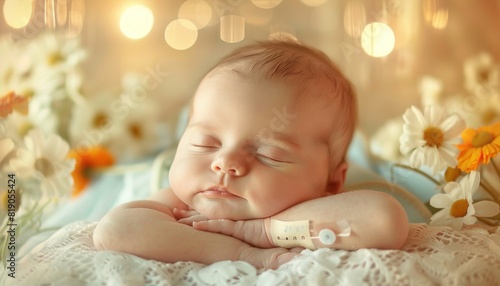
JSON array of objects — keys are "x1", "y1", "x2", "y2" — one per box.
[{"x1": 169, "y1": 73, "x2": 336, "y2": 220}]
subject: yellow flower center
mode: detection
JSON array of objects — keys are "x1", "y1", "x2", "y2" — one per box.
[
  {"x1": 1, "y1": 191, "x2": 8, "y2": 211},
  {"x1": 4, "y1": 67, "x2": 13, "y2": 83},
  {"x1": 129, "y1": 123, "x2": 143, "y2": 139},
  {"x1": 444, "y1": 167, "x2": 461, "y2": 182},
  {"x1": 93, "y1": 113, "x2": 109, "y2": 129},
  {"x1": 1, "y1": 191, "x2": 21, "y2": 212},
  {"x1": 478, "y1": 68, "x2": 491, "y2": 83},
  {"x1": 47, "y1": 51, "x2": 64, "y2": 66},
  {"x1": 21, "y1": 89, "x2": 34, "y2": 98},
  {"x1": 450, "y1": 199, "x2": 469, "y2": 218},
  {"x1": 424, "y1": 127, "x2": 444, "y2": 147},
  {"x1": 471, "y1": 131, "x2": 494, "y2": 148},
  {"x1": 18, "y1": 121, "x2": 34, "y2": 137},
  {"x1": 35, "y1": 157, "x2": 55, "y2": 177}
]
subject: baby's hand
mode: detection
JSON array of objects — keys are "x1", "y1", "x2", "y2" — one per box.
[
  {"x1": 173, "y1": 208, "x2": 208, "y2": 225},
  {"x1": 192, "y1": 218, "x2": 274, "y2": 248}
]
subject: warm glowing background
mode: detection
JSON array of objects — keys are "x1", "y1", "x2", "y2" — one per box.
[{"x1": 2, "y1": 0, "x2": 499, "y2": 135}]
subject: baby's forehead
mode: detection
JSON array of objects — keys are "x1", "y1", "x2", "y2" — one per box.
[{"x1": 196, "y1": 72, "x2": 339, "y2": 119}]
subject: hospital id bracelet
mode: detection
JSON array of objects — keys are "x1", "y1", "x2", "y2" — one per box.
[{"x1": 269, "y1": 219, "x2": 351, "y2": 250}]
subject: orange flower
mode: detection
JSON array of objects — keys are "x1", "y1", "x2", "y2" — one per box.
[
  {"x1": 68, "y1": 146, "x2": 115, "y2": 197},
  {"x1": 457, "y1": 122, "x2": 500, "y2": 172},
  {"x1": 0, "y1": 91, "x2": 29, "y2": 118}
]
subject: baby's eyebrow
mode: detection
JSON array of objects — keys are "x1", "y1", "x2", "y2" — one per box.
[
  {"x1": 186, "y1": 121, "x2": 220, "y2": 131},
  {"x1": 256, "y1": 131, "x2": 300, "y2": 149}
]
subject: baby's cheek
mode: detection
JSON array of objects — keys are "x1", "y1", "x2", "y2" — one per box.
[{"x1": 168, "y1": 159, "x2": 187, "y2": 197}]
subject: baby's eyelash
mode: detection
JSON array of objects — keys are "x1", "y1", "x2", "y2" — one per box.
[
  {"x1": 256, "y1": 154, "x2": 291, "y2": 165},
  {"x1": 191, "y1": 144, "x2": 218, "y2": 149}
]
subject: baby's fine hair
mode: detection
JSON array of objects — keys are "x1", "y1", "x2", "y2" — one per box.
[{"x1": 207, "y1": 40, "x2": 357, "y2": 169}]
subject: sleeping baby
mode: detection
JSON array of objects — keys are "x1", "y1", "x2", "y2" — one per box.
[{"x1": 93, "y1": 40, "x2": 409, "y2": 269}]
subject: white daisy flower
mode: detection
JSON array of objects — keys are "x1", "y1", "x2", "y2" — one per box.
[
  {"x1": 0, "y1": 38, "x2": 35, "y2": 98},
  {"x1": 466, "y1": 92, "x2": 500, "y2": 127},
  {"x1": 109, "y1": 99, "x2": 162, "y2": 159},
  {"x1": 27, "y1": 33, "x2": 86, "y2": 76},
  {"x1": 68, "y1": 92, "x2": 120, "y2": 148},
  {"x1": 0, "y1": 137, "x2": 14, "y2": 169},
  {"x1": 369, "y1": 117, "x2": 404, "y2": 162},
  {"x1": 8, "y1": 129, "x2": 74, "y2": 198},
  {"x1": 399, "y1": 105, "x2": 466, "y2": 174},
  {"x1": 419, "y1": 76, "x2": 443, "y2": 107},
  {"x1": 0, "y1": 172, "x2": 22, "y2": 219},
  {"x1": 0, "y1": 119, "x2": 16, "y2": 168},
  {"x1": 103, "y1": 73, "x2": 167, "y2": 159},
  {"x1": 0, "y1": 189, "x2": 8, "y2": 220},
  {"x1": 0, "y1": 36, "x2": 16, "y2": 92},
  {"x1": 464, "y1": 52, "x2": 499, "y2": 94},
  {"x1": 430, "y1": 171, "x2": 500, "y2": 230}
]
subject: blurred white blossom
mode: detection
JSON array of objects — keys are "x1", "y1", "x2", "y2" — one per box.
[
  {"x1": 430, "y1": 171, "x2": 499, "y2": 230},
  {"x1": 9, "y1": 129, "x2": 75, "y2": 198},
  {"x1": 399, "y1": 105, "x2": 465, "y2": 174},
  {"x1": 464, "y1": 52, "x2": 499, "y2": 94}
]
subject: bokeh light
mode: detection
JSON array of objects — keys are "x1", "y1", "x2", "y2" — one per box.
[
  {"x1": 240, "y1": 1, "x2": 273, "y2": 26},
  {"x1": 269, "y1": 31, "x2": 299, "y2": 43},
  {"x1": 3, "y1": 0, "x2": 32, "y2": 29},
  {"x1": 423, "y1": 0, "x2": 448, "y2": 30},
  {"x1": 165, "y1": 19, "x2": 198, "y2": 50},
  {"x1": 431, "y1": 9, "x2": 448, "y2": 29},
  {"x1": 343, "y1": 0, "x2": 366, "y2": 38},
  {"x1": 56, "y1": 0, "x2": 68, "y2": 26},
  {"x1": 120, "y1": 5, "x2": 154, "y2": 40},
  {"x1": 251, "y1": 0, "x2": 283, "y2": 9},
  {"x1": 178, "y1": 0, "x2": 212, "y2": 30},
  {"x1": 220, "y1": 15, "x2": 245, "y2": 43},
  {"x1": 360, "y1": 22, "x2": 395, "y2": 57},
  {"x1": 300, "y1": 0, "x2": 328, "y2": 7}
]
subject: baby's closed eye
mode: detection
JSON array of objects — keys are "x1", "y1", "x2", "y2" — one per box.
[
  {"x1": 189, "y1": 133, "x2": 221, "y2": 151},
  {"x1": 256, "y1": 147, "x2": 292, "y2": 165}
]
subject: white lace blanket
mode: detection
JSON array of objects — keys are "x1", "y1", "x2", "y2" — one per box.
[{"x1": 6, "y1": 222, "x2": 500, "y2": 286}]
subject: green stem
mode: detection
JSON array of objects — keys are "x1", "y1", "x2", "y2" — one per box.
[
  {"x1": 0, "y1": 233, "x2": 7, "y2": 267},
  {"x1": 391, "y1": 163, "x2": 442, "y2": 186},
  {"x1": 0, "y1": 198, "x2": 59, "y2": 264}
]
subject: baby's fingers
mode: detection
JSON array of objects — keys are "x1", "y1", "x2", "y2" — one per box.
[
  {"x1": 193, "y1": 219, "x2": 241, "y2": 235},
  {"x1": 172, "y1": 208, "x2": 199, "y2": 219},
  {"x1": 173, "y1": 208, "x2": 208, "y2": 225}
]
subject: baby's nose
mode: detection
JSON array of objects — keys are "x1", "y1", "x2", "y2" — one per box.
[{"x1": 211, "y1": 151, "x2": 248, "y2": 176}]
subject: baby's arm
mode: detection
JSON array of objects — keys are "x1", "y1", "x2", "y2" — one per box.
[
  {"x1": 191, "y1": 190, "x2": 409, "y2": 250},
  {"x1": 92, "y1": 189, "x2": 297, "y2": 269}
]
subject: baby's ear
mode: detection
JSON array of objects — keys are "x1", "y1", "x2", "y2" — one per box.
[{"x1": 325, "y1": 161, "x2": 348, "y2": 195}]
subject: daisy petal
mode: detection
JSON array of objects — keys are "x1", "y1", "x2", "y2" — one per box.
[
  {"x1": 443, "y1": 181, "x2": 460, "y2": 195},
  {"x1": 429, "y1": 208, "x2": 450, "y2": 224},
  {"x1": 439, "y1": 114, "x2": 466, "y2": 136},
  {"x1": 462, "y1": 215, "x2": 477, "y2": 225},
  {"x1": 430, "y1": 193, "x2": 453, "y2": 208},
  {"x1": 0, "y1": 138, "x2": 14, "y2": 162},
  {"x1": 424, "y1": 105, "x2": 443, "y2": 126},
  {"x1": 473, "y1": 201, "x2": 500, "y2": 217},
  {"x1": 460, "y1": 171, "x2": 480, "y2": 196},
  {"x1": 449, "y1": 218, "x2": 464, "y2": 230}
]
